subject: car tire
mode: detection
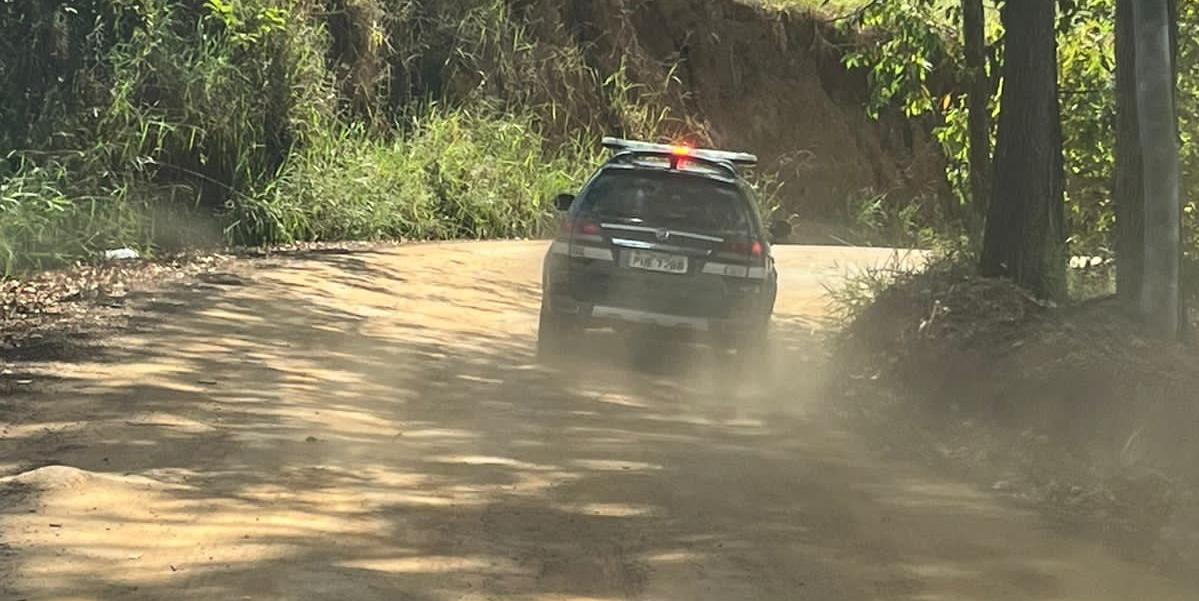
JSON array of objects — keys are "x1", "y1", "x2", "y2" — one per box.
[
  {"x1": 537, "y1": 306, "x2": 578, "y2": 363},
  {"x1": 733, "y1": 320, "x2": 772, "y2": 381}
]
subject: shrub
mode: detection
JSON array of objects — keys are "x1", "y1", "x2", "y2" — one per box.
[
  {"x1": 0, "y1": 162, "x2": 148, "y2": 274},
  {"x1": 231, "y1": 107, "x2": 601, "y2": 245}
]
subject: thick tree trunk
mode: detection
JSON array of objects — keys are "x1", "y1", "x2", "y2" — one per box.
[
  {"x1": 962, "y1": 0, "x2": 991, "y2": 236},
  {"x1": 979, "y1": 0, "x2": 1066, "y2": 301},
  {"x1": 1132, "y1": 0, "x2": 1183, "y2": 339},
  {"x1": 1114, "y1": 0, "x2": 1144, "y2": 305}
]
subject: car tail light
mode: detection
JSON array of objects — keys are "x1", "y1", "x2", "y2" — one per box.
[
  {"x1": 560, "y1": 217, "x2": 601, "y2": 237},
  {"x1": 720, "y1": 237, "x2": 764, "y2": 258}
]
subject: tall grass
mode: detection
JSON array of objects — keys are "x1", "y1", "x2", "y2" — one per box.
[
  {"x1": 233, "y1": 108, "x2": 602, "y2": 245},
  {"x1": 0, "y1": 0, "x2": 719, "y2": 276},
  {"x1": 841, "y1": 187, "x2": 963, "y2": 249},
  {"x1": 1, "y1": 0, "x2": 336, "y2": 273},
  {"x1": 0, "y1": 161, "x2": 148, "y2": 274}
]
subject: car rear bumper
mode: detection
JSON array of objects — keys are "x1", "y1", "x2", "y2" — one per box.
[
  {"x1": 545, "y1": 295, "x2": 767, "y2": 336},
  {"x1": 590, "y1": 305, "x2": 712, "y2": 331}
]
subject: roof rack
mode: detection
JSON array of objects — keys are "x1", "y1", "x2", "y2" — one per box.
[
  {"x1": 601, "y1": 137, "x2": 758, "y2": 169},
  {"x1": 605, "y1": 152, "x2": 739, "y2": 178}
]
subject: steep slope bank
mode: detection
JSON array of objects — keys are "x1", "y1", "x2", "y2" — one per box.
[{"x1": 553, "y1": 0, "x2": 947, "y2": 218}]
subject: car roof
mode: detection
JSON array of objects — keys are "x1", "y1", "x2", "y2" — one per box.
[
  {"x1": 601, "y1": 138, "x2": 758, "y2": 169},
  {"x1": 596, "y1": 157, "x2": 743, "y2": 185}
]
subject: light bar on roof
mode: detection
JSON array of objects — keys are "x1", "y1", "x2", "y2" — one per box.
[{"x1": 601, "y1": 137, "x2": 758, "y2": 167}]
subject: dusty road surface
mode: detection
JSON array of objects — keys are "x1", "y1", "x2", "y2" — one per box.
[{"x1": 1, "y1": 241, "x2": 1194, "y2": 600}]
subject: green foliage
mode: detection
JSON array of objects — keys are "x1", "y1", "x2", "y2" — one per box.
[
  {"x1": 600, "y1": 58, "x2": 678, "y2": 141},
  {"x1": 845, "y1": 0, "x2": 1199, "y2": 288},
  {"x1": 203, "y1": 0, "x2": 288, "y2": 48},
  {"x1": 1054, "y1": 0, "x2": 1199, "y2": 258},
  {"x1": 744, "y1": 167, "x2": 786, "y2": 227},
  {"x1": 841, "y1": 1, "x2": 958, "y2": 119},
  {"x1": 842, "y1": 187, "x2": 961, "y2": 249},
  {"x1": 234, "y1": 108, "x2": 601, "y2": 245},
  {"x1": 0, "y1": 0, "x2": 339, "y2": 273},
  {"x1": 1057, "y1": 2, "x2": 1116, "y2": 251},
  {"x1": 839, "y1": 0, "x2": 993, "y2": 232},
  {"x1": 0, "y1": 161, "x2": 147, "y2": 274},
  {"x1": 0, "y1": 0, "x2": 670, "y2": 275},
  {"x1": 12, "y1": 0, "x2": 1189, "y2": 285}
]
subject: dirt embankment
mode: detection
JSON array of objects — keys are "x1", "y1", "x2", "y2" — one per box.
[
  {"x1": 516, "y1": 0, "x2": 947, "y2": 220},
  {"x1": 838, "y1": 263, "x2": 1199, "y2": 579}
]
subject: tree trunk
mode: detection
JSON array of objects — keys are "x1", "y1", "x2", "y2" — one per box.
[
  {"x1": 979, "y1": 0, "x2": 1066, "y2": 301},
  {"x1": 1169, "y1": 0, "x2": 1187, "y2": 339},
  {"x1": 962, "y1": 0, "x2": 991, "y2": 237},
  {"x1": 1114, "y1": 0, "x2": 1144, "y2": 306},
  {"x1": 1132, "y1": 0, "x2": 1183, "y2": 339}
]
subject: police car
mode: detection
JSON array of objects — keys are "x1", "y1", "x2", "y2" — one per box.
[{"x1": 539, "y1": 138, "x2": 785, "y2": 364}]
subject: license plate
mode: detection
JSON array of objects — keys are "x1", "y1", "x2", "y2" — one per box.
[{"x1": 627, "y1": 250, "x2": 688, "y2": 274}]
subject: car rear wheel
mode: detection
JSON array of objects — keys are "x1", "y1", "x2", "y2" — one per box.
[
  {"x1": 729, "y1": 320, "x2": 772, "y2": 381},
  {"x1": 537, "y1": 306, "x2": 579, "y2": 363}
]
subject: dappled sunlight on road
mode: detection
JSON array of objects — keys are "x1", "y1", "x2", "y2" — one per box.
[{"x1": 0, "y1": 242, "x2": 1193, "y2": 601}]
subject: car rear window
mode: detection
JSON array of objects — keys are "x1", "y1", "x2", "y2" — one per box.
[{"x1": 582, "y1": 170, "x2": 750, "y2": 234}]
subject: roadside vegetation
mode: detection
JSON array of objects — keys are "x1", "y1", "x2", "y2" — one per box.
[
  {"x1": 0, "y1": 0, "x2": 705, "y2": 275},
  {"x1": 826, "y1": 0, "x2": 1199, "y2": 577},
  {"x1": 7, "y1": 0, "x2": 1195, "y2": 293},
  {"x1": 832, "y1": 0, "x2": 1197, "y2": 305}
]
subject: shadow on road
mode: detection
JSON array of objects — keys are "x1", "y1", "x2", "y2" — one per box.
[{"x1": 0, "y1": 243, "x2": 1178, "y2": 601}]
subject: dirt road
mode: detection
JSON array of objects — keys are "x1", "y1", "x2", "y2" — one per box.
[{"x1": 1, "y1": 241, "x2": 1193, "y2": 600}]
